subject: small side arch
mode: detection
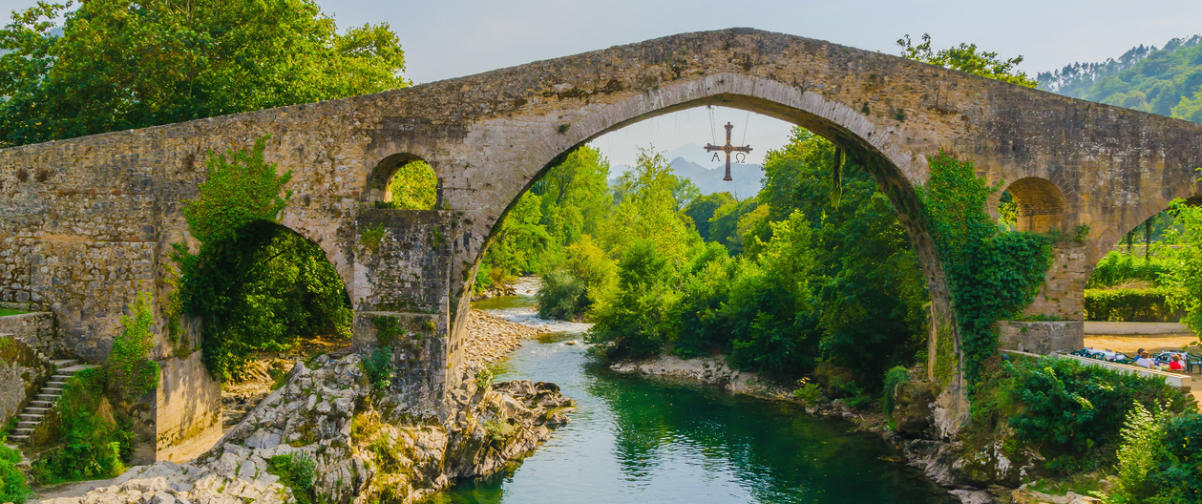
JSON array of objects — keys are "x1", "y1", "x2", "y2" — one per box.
[
  {"x1": 1001, "y1": 177, "x2": 1067, "y2": 233},
  {"x1": 364, "y1": 153, "x2": 440, "y2": 209}
]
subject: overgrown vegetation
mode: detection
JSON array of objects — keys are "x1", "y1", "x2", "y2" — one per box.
[
  {"x1": 916, "y1": 152, "x2": 1053, "y2": 388},
  {"x1": 175, "y1": 139, "x2": 352, "y2": 381},
  {"x1": 970, "y1": 355, "x2": 1191, "y2": 476},
  {"x1": 267, "y1": 453, "x2": 318, "y2": 504},
  {"x1": 31, "y1": 293, "x2": 159, "y2": 484},
  {"x1": 1110, "y1": 403, "x2": 1202, "y2": 503},
  {"x1": 0, "y1": 441, "x2": 29, "y2": 503}
]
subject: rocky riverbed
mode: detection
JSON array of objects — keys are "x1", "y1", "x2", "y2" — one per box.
[{"x1": 36, "y1": 310, "x2": 568, "y2": 504}]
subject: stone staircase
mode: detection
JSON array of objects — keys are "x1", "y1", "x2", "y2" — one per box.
[{"x1": 9, "y1": 359, "x2": 93, "y2": 444}]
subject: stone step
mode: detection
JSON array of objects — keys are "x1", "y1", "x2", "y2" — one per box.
[
  {"x1": 50, "y1": 374, "x2": 72, "y2": 380},
  {"x1": 12, "y1": 428, "x2": 32, "y2": 435},
  {"x1": 58, "y1": 364, "x2": 93, "y2": 374},
  {"x1": 8, "y1": 436, "x2": 29, "y2": 443},
  {"x1": 35, "y1": 394, "x2": 59, "y2": 400},
  {"x1": 15, "y1": 421, "x2": 37, "y2": 427},
  {"x1": 18, "y1": 413, "x2": 42, "y2": 419},
  {"x1": 29, "y1": 401, "x2": 51, "y2": 407},
  {"x1": 50, "y1": 359, "x2": 78, "y2": 368},
  {"x1": 41, "y1": 387, "x2": 63, "y2": 393}
]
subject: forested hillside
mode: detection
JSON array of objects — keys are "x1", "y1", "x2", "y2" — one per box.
[{"x1": 1037, "y1": 35, "x2": 1202, "y2": 122}]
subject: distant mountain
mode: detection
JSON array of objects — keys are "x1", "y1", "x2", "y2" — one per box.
[
  {"x1": 612, "y1": 155, "x2": 763, "y2": 199},
  {"x1": 668, "y1": 157, "x2": 763, "y2": 199},
  {"x1": 1038, "y1": 35, "x2": 1202, "y2": 123},
  {"x1": 665, "y1": 142, "x2": 715, "y2": 167}
]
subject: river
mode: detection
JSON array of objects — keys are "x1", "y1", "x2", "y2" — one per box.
[{"x1": 431, "y1": 288, "x2": 954, "y2": 504}]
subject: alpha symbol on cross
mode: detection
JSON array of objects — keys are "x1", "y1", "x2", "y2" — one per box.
[{"x1": 704, "y1": 122, "x2": 753, "y2": 181}]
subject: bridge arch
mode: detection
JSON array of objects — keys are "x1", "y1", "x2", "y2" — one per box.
[
  {"x1": 1000, "y1": 177, "x2": 1069, "y2": 233},
  {"x1": 454, "y1": 75, "x2": 967, "y2": 430}
]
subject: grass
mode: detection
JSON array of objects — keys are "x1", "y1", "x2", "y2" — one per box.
[{"x1": 0, "y1": 309, "x2": 27, "y2": 317}]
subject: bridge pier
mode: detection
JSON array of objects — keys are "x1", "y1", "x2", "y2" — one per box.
[
  {"x1": 997, "y1": 242, "x2": 1090, "y2": 354},
  {"x1": 350, "y1": 209, "x2": 462, "y2": 419}
]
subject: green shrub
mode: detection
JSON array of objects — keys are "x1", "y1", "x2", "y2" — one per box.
[
  {"x1": 31, "y1": 368, "x2": 129, "y2": 483},
  {"x1": 106, "y1": 291, "x2": 161, "y2": 406},
  {"x1": 882, "y1": 366, "x2": 910, "y2": 428},
  {"x1": 474, "y1": 368, "x2": 494, "y2": 390},
  {"x1": 1110, "y1": 404, "x2": 1202, "y2": 504},
  {"x1": 361, "y1": 346, "x2": 393, "y2": 390},
  {"x1": 1084, "y1": 287, "x2": 1184, "y2": 322},
  {"x1": 997, "y1": 356, "x2": 1190, "y2": 473},
  {"x1": 917, "y1": 152, "x2": 1054, "y2": 389},
  {"x1": 267, "y1": 454, "x2": 317, "y2": 504},
  {"x1": 587, "y1": 240, "x2": 678, "y2": 360},
  {"x1": 0, "y1": 440, "x2": 29, "y2": 503},
  {"x1": 792, "y1": 381, "x2": 824, "y2": 406},
  {"x1": 536, "y1": 270, "x2": 590, "y2": 321},
  {"x1": 1088, "y1": 250, "x2": 1169, "y2": 288}
]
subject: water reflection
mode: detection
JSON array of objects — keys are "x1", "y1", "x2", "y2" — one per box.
[{"x1": 430, "y1": 330, "x2": 953, "y2": 504}]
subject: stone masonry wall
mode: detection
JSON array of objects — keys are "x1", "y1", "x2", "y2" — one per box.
[
  {"x1": 351, "y1": 209, "x2": 457, "y2": 417},
  {"x1": 0, "y1": 311, "x2": 59, "y2": 357}
]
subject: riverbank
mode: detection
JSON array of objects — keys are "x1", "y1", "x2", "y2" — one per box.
[
  {"x1": 608, "y1": 353, "x2": 1093, "y2": 504},
  {"x1": 32, "y1": 309, "x2": 566, "y2": 503}
]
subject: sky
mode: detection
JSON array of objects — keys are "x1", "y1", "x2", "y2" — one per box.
[{"x1": 0, "y1": 0, "x2": 1196, "y2": 167}]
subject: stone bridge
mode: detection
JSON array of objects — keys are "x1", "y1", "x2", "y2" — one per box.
[{"x1": 2, "y1": 29, "x2": 1200, "y2": 457}]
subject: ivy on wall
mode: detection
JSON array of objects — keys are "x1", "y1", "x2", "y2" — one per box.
[{"x1": 916, "y1": 152, "x2": 1054, "y2": 389}]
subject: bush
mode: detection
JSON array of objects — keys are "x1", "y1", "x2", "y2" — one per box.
[
  {"x1": 792, "y1": 380, "x2": 824, "y2": 406},
  {"x1": 1088, "y1": 250, "x2": 1169, "y2": 288},
  {"x1": 996, "y1": 356, "x2": 1191, "y2": 473},
  {"x1": 587, "y1": 240, "x2": 679, "y2": 360},
  {"x1": 1084, "y1": 287, "x2": 1184, "y2": 322},
  {"x1": 361, "y1": 346, "x2": 393, "y2": 390},
  {"x1": 0, "y1": 441, "x2": 29, "y2": 503},
  {"x1": 882, "y1": 366, "x2": 910, "y2": 428},
  {"x1": 1111, "y1": 405, "x2": 1202, "y2": 504},
  {"x1": 106, "y1": 291, "x2": 161, "y2": 406},
  {"x1": 268, "y1": 454, "x2": 317, "y2": 504},
  {"x1": 31, "y1": 368, "x2": 129, "y2": 483},
  {"x1": 536, "y1": 270, "x2": 589, "y2": 321}
]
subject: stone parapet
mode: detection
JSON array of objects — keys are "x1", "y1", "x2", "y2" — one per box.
[{"x1": 997, "y1": 320, "x2": 1084, "y2": 355}]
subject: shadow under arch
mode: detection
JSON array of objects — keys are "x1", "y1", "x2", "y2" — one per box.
[
  {"x1": 461, "y1": 77, "x2": 966, "y2": 428},
  {"x1": 185, "y1": 219, "x2": 354, "y2": 377}
]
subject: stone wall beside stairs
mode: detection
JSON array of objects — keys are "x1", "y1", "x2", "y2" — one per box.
[
  {"x1": 0, "y1": 334, "x2": 53, "y2": 428},
  {"x1": 0, "y1": 312, "x2": 59, "y2": 357}
]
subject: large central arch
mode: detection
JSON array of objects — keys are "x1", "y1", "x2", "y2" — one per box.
[{"x1": 448, "y1": 74, "x2": 964, "y2": 429}]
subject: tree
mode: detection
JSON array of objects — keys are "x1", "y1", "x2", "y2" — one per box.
[
  {"x1": 0, "y1": 0, "x2": 409, "y2": 146},
  {"x1": 898, "y1": 33, "x2": 1038, "y2": 88}
]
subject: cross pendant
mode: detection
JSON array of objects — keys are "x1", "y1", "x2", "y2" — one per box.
[{"x1": 704, "y1": 122, "x2": 753, "y2": 181}]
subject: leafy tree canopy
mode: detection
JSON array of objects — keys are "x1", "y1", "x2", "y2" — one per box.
[
  {"x1": 0, "y1": 0, "x2": 409, "y2": 146},
  {"x1": 898, "y1": 33, "x2": 1038, "y2": 88}
]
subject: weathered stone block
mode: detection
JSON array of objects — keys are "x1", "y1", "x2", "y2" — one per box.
[{"x1": 997, "y1": 320, "x2": 1084, "y2": 355}]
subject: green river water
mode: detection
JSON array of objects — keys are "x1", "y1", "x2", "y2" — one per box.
[{"x1": 431, "y1": 294, "x2": 955, "y2": 504}]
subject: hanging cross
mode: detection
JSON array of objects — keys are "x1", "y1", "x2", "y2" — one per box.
[{"x1": 704, "y1": 122, "x2": 753, "y2": 181}]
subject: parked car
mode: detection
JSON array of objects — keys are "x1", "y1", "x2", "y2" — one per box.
[{"x1": 1071, "y1": 348, "x2": 1132, "y2": 364}]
